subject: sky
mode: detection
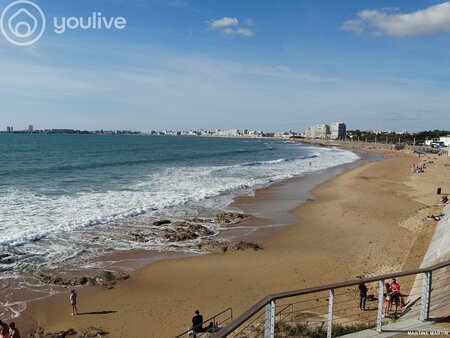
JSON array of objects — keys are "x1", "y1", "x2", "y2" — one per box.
[{"x1": 0, "y1": 0, "x2": 450, "y2": 132}]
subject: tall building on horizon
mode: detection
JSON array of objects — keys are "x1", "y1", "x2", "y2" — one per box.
[
  {"x1": 28, "y1": 125, "x2": 33, "y2": 133},
  {"x1": 305, "y1": 124, "x2": 330, "y2": 139},
  {"x1": 330, "y1": 122, "x2": 346, "y2": 140}
]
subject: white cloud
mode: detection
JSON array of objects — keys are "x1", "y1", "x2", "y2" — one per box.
[
  {"x1": 342, "y1": 1, "x2": 450, "y2": 37},
  {"x1": 341, "y1": 20, "x2": 364, "y2": 34},
  {"x1": 208, "y1": 17, "x2": 255, "y2": 37},
  {"x1": 223, "y1": 27, "x2": 254, "y2": 37},
  {"x1": 209, "y1": 17, "x2": 239, "y2": 29},
  {"x1": 245, "y1": 18, "x2": 255, "y2": 26}
]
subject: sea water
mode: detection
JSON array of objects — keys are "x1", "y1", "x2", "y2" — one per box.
[{"x1": 0, "y1": 134, "x2": 359, "y2": 316}]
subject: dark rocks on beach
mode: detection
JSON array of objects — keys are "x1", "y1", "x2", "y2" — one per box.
[
  {"x1": 215, "y1": 212, "x2": 250, "y2": 224},
  {"x1": 174, "y1": 222, "x2": 214, "y2": 236},
  {"x1": 163, "y1": 228, "x2": 199, "y2": 242},
  {"x1": 128, "y1": 232, "x2": 149, "y2": 242},
  {"x1": 194, "y1": 240, "x2": 263, "y2": 253},
  {"x1": 37, "y1": 271, "x2": 129, "y2": 288},
  {"x1": 28, "y1": 327, "x2": 108, "y2": 338},
  {"x1": 225, "y1": 241, "x2": 264, "y2": 252},
  {"x1": 28, "y1": 327, "x2": 77, "y2": 338},
  {"x1": 187, "y1": 217, "x2": 213, "y2": 223},
  {"x1": 161, "y1": 222, "x2": 214, "y2": 242},
  {"x1": 152, "y1": 219, "x2": 171, "y2": 226},
  {"x1": 81, "y1": 327, "x2": 109, "y2": 338},
  {"x1": 194, "y1": 240, "x2": 229, "y2": 253}
]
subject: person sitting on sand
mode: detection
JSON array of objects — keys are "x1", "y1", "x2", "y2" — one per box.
[
  {"x1": 426, "y1": 212, "x2": 445, "y2": 221},
  {"x1": 8, "y1": 323, "x2": 19, "y2": 338},
  {"x1": 70, "y1": 289, "x2": 79, "y2": 315},
  {"x1": 0, "y1": 320, "x2": 9, "y2": 338},
  {"x1": 441, "y1": 195, "x2": 448, "y2": 204}
]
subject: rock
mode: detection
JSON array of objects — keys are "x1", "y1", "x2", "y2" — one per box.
[
  {"x1": 128, "y1": 232, "x2": 148, "y2": 243},
  {"x1": 95, "y1": 271, "x2": 129, "y2": 287},
  {"x1": 215, "y1": 212, "x2": 250, "y2": 224},
  {"x1": 163, "y1": 228, "x2": 199, "y2": 242},
  {"x1": 80, "y1": 327, "x2": 108, "y2": 338},
  {"x1": 28, "y1": 328, "x2": 77, "y2": 338},
  {"x1": 195, "y1": 240, "x2": 228, "y2": 253},
  {"x1": 152, "y1": 220, "x2": 171, "y2": 226},
  {"x1": 174, "y1": 222, "x2": 213, "y2": 236},
  {"x1": 225, "y1": 241, "x2": 263, "y2": 252},
  {"x1": 37, "y1": 271, "x2": 129, "y2": 287},
  {"x1": 187, "y1": 217, "x2": 212, "y2": 223}
]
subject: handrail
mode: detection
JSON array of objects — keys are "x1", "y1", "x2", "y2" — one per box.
[
  {"x1": 216, "y1": 258, "x2": 450, "y2": 337},
  {"x1": 174, "y1": 307, "x2": 233, "y2": 338}
]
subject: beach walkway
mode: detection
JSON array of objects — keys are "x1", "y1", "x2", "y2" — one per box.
[
  {"x1": 343, "y1": 204, "x2": 450, "y2": 337},
  {"x1": 343, "y1": 317, "x2": 449, "y2": 337}
]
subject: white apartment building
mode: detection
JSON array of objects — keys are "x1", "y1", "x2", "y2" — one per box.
[
  {"x1": 330, "y1": 122, "x2": 346, "y2": 140},
  {"x1": 305, "y1": 124, "x2": 330, "y2": 139}
]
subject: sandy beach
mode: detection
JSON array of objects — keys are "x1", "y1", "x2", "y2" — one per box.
[{"x1": 17, "y1": 145, "x2": 449, "y2": 337}]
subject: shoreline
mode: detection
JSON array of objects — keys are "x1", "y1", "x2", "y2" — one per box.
[
  {"x1": 16, "y1": 146, "x2": 449, "y2": 337},
  {"x1": 1, "y1": 143, "x2": 361, "y2": 321}
]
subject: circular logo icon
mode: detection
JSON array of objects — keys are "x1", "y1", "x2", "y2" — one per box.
[{"x1": 0, "y1": 0, "x2": 46, "y2": 46}]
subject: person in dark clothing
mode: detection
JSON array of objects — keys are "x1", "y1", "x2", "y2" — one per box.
[
  {"x1": 192, "y1": 310, "x2": 204, "y2": 333},
  {"x1": 192, "y1": 309, "x2": 214, "y2": 334},
  {"x1": 359, "y1": 282, "x2": 368, "y2": 311}
]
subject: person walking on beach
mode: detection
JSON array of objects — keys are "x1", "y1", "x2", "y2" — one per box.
[
  {"x1": 70, "y1": 289, "x2": 79, "y2": 315},
  {"x1": 8, "y1": 323, "x2": 19, "y2": 338},
  {"x1": 358, "y1": 282, "x2": 368, "y2": 311}
]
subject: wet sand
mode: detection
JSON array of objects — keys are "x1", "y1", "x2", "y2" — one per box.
[{"x1": 17, "y1": 146, "x2": 450, "y2": 337}]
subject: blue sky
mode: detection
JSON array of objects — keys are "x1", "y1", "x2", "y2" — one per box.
[{"x1": 0, "y1": 0, "x2": 450, "y2": 132}]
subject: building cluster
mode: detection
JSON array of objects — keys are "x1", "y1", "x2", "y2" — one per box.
[
  {"x1": 304, "y1": 122, "x2": 346, "y2": 140},
  {"x1": 3, "y1": 126, "x2": 298, "y2": 139},
  {"x1": 141, "y1": 129, "x2": 298, "y2": 139}
]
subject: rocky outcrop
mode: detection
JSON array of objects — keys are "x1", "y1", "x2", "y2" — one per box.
[
  {"x1": 128, "y1": 232, "x2": 149, "y2": 243},
  {"x1": 28, "y1": 327, "x2": 77, "y2": 338},
  {"x1": 28, "y1": 327, "x2": 108, "y2": 338},
  {"x1": 215, "y1": 212, "x2": 250, "y2": 224},
  {"x1": 194, "y1": 240, "x2": 263, "y2": 253},
  {"x1": 162, "y1": 222, "x2": 214, "y2": 242},
  {"x1": 225, "y1": 241, "x2": 263, "y2": 252},
  {"x1": 37, "y1": 271, "x2": 129, "y2": 288},
  {"x1": 163, "y1": 228, "x2": 198, "y2": 242},
  {"x1": 152, "y1": 220, "x2": 171, "y2": 226}
]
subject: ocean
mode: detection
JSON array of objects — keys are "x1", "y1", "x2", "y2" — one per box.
[{"x1": 0, "y1": 134, "x2": 358, "y2": 317}]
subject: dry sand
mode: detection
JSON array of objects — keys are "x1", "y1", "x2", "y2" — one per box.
[{"x1": 17, "y1": 147, "x2": 450, "y2": 337}]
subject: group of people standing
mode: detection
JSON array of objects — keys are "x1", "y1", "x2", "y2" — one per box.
[
  {"x1": 0, "y1": 320, "x2": 20, "y2": 338},
  {"x1": 384, "y1": 278, "x2": 405, "y2": 315},
  {"x1": 358, "y1": 278, "x2": 405, "y2": 315}
]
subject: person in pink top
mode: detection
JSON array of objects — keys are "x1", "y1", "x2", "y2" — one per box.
[
  {"x1": 389, "y1": 278, "x2": 401, "y2": 315},
  {"x1": 0, "y1": 319, "x2": 9, "y2": 338}
]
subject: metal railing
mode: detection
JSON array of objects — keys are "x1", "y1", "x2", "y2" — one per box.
[
  {"x1": 214, "y1": 259, "x2": 450, "y2": 337},
  {"x1": 175, "y1": 307, "x2": 233, "y2": 338}
]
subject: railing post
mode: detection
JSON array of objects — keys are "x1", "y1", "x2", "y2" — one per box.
[
  {"x1": 420, "y1": 271, "x2": 432, "y2": 321},
  {"x1": 377, "y1": 279, "x2": 384, "y2": 333},
  {"x1": 327, "y1": 289, "x2": 334, "y2": 338},
  {"x1": 264, "y1": 300, "x2": 275, "y2": 338}
]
